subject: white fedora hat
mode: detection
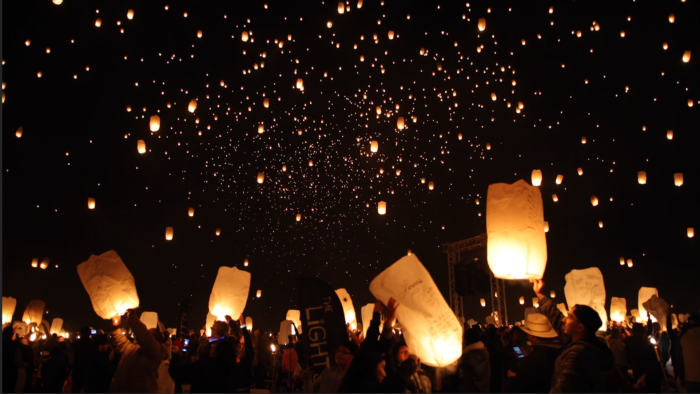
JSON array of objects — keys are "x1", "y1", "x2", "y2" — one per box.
[{"x1": 520, "y1": 313, "x2": 558, "y2": 338}]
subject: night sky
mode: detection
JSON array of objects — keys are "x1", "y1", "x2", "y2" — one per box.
[{"x1": 2, "y1": 0, "x2": 698, "y2": 334}]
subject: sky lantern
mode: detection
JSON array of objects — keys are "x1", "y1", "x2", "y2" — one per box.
[
  {"x1": 638, "y1": 171, "x2": 647, "y2": 184},
  {"x1": 682, "y1": 51, "x2": 691, "y2": 63},
  {"x1": 378, "y1": 201, "x2": 386, "y2": 215},
  {"x1": 309, "y1": 160, "x2": 314, "y2": 167},
  {"x1": 478, "y1": 18, "x2": 486, "y2": 31},
  {"x1": 137, "y1": 140, "x2": 146, "y2": 154},
  {"x1": 533, "y1": 298, "x2": 540, "y2": 307},
  {"x1": 52, "y1": 0, "x2": 62, "y2": 4},
  {"x1": 2, "y1": 297, "x2": 17, "y2": 325},
  {"x1": 486, "y1": 180, "x2": 547, "y2": 280},
  {"x1": 327, "y1": 21, "x2": 333, "y2": 28},
  {"x1": 244, "y1": 259, "x2": 249, "y2": 267},
  {"x1": 627, "y1": 259, "x2": 633, "y2": 268},
  {"x1": 77, "y1": 250, "x2": 140, "y2": 319},
  {"x1": 95, "y1": 18, "x2": 102, "y2": 27},
  {"x1": 428, "y1": 181, "x2": 434, "y2": 190},
  {"x1": 263, "y1": 98, "x2": 270, "y2": 108},
  {"x1": 590, "y1": 195, "x2": 599, "y2": 206},
  {"x1": 486, "y1": 143, "x2": 491, "y2": 150},
  {"x1": 246, "y1": 317, "x2": 253, "y2": 331},
  {"x1": 197, "y1": 30, "x2": 203, "y2": 38},
  {"x1": 552, "y1": 194, "x2": 558, "y2": 202},
  {"x1": 674, "y1": 173, "x2": 683, "y2": 186},
  {"x1": 556, "y1": 175, "x2": 563, "y2": 184},
  {"x1": 480, "y1": 299, "x2": 486, "y2": 307},
  {"x1": 338, "y1": 1, "x2": 345, "y2": 13},
  {"x1": 258, "y1": 124, "x2": 265, "y2": 134},
  {"x1": 140, "y1": 312, "x2": 158, "y2": 329},
  {"x1": 209, "y1": 266, "x2": 251, "y2": 321},
  {"x1": 458, "y1": 133, "x2": 463, "y2": 140},
  {"x1": 31, "y1": 258, "x2": 38, "y2": 268},
  {"x1": 397, "y1": 116, "x2": 405, "y2": 130},
  {"x1": 669, "y1": 13, "x2": 675, "y2": 23},
  {"x1": 564, "y1": 267, "x2": 608, "y2": 330},
  {"x1": 188, "y1": 99, "x2": 197, "y2": 113},
  {"x1": 15, "y1": 127, "x2": 23, "y2": 138},
  {"x1": 638, "y1": 287, "x2": 658, "y2": 321},
  {"x1": 257, "y1": 173, "x2": 265, "y2": 184},
  {"x1": 241, "y1": 31, "x2": 249, "y2": 42},
  {"x1": 22, "y1": 300, "x2": 45, "y2": 325},
  {"x1": 688, "y1": 99, "x2": 694, "y2": 108},
  {"x1": 282, "y1": 165, "x2": 287, "y2": 172},
  {"x1": 188, "y1": 208, "x2": 194, "y2": 217},
  {"x1": 531, "y1": 169, "x2": 542, "y2": 186},
  {"x1": 335, "y1": 288, "x2": 357, "y2": 329},
  {"x1": 149, "y1": 115, "x2": 160, "y2": 132},
  {"x1": 127, "y1": 9, "x2": 134, "y2": 20},
  {"x1": 165, "y1": 227, "x2": 174, "y2": 240},
  {"x1": 88, "y1": 198, "x2": 96, "y2": 209},
  {"x1": 610, "y1": 297, "x2": 626, "y2": 322},
  {"x1": 599, "y1": 221, "x2": 604, "y2": 228},
  {"x1": 296, "y1": 214, "x2": 302, "y2": 222},
  {"x1": 40, "y1": 258, "x2": 49, "y2": 269},
  {"x1": 256, "y1": 290, "x2": 262, "y2": 298},
  {"x1": 544, "y1": 221, "x2": 549, "y2": 233},
  {"x1": 296, "y1": 78, "x2": 304, "y2": 90},
  {"x1": 357, "y1": 0, "x2": 363, "y2": 8},
  {"x1": 667, "y1": 130, "x2": 673, "y2": 140},
  {"x1": 519, "y1": 296, "x2": 525, "y2": 305},
  {"x1": 491, "y1": 93, "x2": 497, "y2": 101},
  {"x1": 550, "y1": 290, "x2": 556, "y2": 298},
  {"x1": 370, "y1": 141, "x2": 378, "y2": 152},
  {"x1": 620, "y1": 257, "x2": 625, "y2": 265},
  {"x1": 578, "y1": 168, "x2": 584, "y2": 176},
  {"x1": 388, "y1": 31, "x2": 395, "y2": 40},
  {"x1": 376, "y1": 106, "x2": 382, "y2": 115},
  {"x1": 215, "y1": 228, "x2": 221, "y2": 236},
  {"x1": 688, "y1": 228, "x2": 695, "y2": 238}
]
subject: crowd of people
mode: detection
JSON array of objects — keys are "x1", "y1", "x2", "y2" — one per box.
[{"x1": 2, "y1": 280, "x2": 699, "y2": 393}]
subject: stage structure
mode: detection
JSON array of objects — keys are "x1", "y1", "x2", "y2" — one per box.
[{"x1": 442, "y1": 234, "x2": 509, "y2": 327}]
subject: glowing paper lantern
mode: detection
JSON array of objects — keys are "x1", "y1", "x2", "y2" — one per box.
[
  {"x1": 610, "y1": 297, "x2": 626, "y2": 323},
  {"x1": 127, "y1": 9, "x2": 134, "y2": 20},
  {"x1": 688, "y1": 99, "x2": 694, "y2": 108},
  {"x1": 642, "y1": 294, "x2": 669, "y2": 331},
  {"x1": 188, "y1": 208, "x2": 194, "y2": 217},
  {"x1": 22, "y1": 300, "x2": 45, "y2": 325},
  {"x1": 150, "y1": 115, "x2": 160, "y2": 132},
  {"x1": 552, "y1": 194, "x2": 558, "y2": 202},
  {"x1": 77, "y1": 250, "x2": 140, "y2": 319},
  {"x1": 140, "y1": 312, "x2": 158, "y2": 329},
  {"x1": 428, "y1": 181, "x2": 434, "y2": 190},
  {"x1": 544, "y1": 221, "x2": 549, "y2": 233},
  {"x1": 209, "y1": 266, "x2": 251, "y2": 321},
  {"x1": 478, "y1": 18, "x2": 486, "y2": 31},
  {"x1": 619, "y1": 257, "x2": 625, "y2": 266},
  {"x1": 627, "y1": 259, "x2": 633, "y2": 268},
  {"x1": 16, "y1": 127, "x2": 23, "y2": 138},
  {"x1": 188, "y1": 99, "x2": 197, "y2": 113},
  {"x1": 257, "y1": 173, "x2": 265, "y2": 184},
  {"x1": 241, "y1": 31, "x2": 249, "y2": 42},
  {"x1": 216, "y1": 228, "x2": 221, "y2": 236},
  {"x1": 590, "y1": 195, "x2": 599, "y2": 206},
  {"x1": 531, "y1": 170, "x2": 542, "y2": 186},
  {"x1": 296, "y1": 214, "x2": 301, "y2": 222},
  {"x1": 667, "y1": 130, "x2": 674, "y2": 140},
  {"x1": 674, "y1": 173, "x2": 683, "y2": 186},
  {"x1": 556, "y1": 175, "x2": 563, "y2": 185},
  {"x1": 486, "y1": 179, "x2": 547, "y2": 280},
  {"x1": 683, "y1": 51, "x2": 691, "y2": 63},
  {"x1": 550, "y1": 290, "x2": 556, "y2": 298},
  {"x1": 688, "y1": 228, "x2": 695, "y2": 238},
  {"x1": 95, "y1": 18, "x2": 102, "y2": 27},
  {"x1": 137, "y1": 140, "x2": 146, "y2": 154},
  {"x1": 53, "y1": 0, "x2": 62, "y2": 4},
  {"x1": 88, "y1": 198, "x2": 96, "y2": 209},
  {"x1": 480, "y1": 299, "x2": 486, "y2": 307},
  {"x1": 31, "y1": 258, "x2": 38, "y2": 268},
  {"x1": 564, "y1": 267, "x2": 607, "y2": 331},
  {"x1": 327, "y1": 21, "x2": 333, "y2": 28},
  {"x1": 388, "y1": 31, "x2": 395, "y2": 40},
  {"x1": 491, "y1": 93, "x2": 497, "y2": 101},
  {"x1": 557, "y1": 303, "x2": 569, "y2": 316},
  {"x1": 197, "y1": 30, "x2": 202, "y2": 38},
  {"x1": 397, "y1": 117, "x2": 405, "y2": 130},
  {"x1": 598, "y1": 221, "x2": 604, "y2": 228},
  {"x1": 256, "y1": 290, "x2": 262, "y2": 298},
  {"x1": 245, "y1": 317, "x2": 253, "y2": 331},
  {"x1": 258, "y1": 125, "x2": 265, "y2": 134},
  {"x1": 338, "y1": 2, "x2": 344, "y2": 14},
  {"x1": 2, "y1": 297, "x2": 17, "y2": 324},
  {"x1": 165, "y1": 227, "x2": 174, "y2": 241},
  {"x1": 638, "y1": 287, "x2": 658, "y2": 322},
  {"x1": 40, "y1": 258, "x2": 49, "y2": 270},
  {"x1": 532, "y1": 298, "x2": 540, "y2": 308},
  {"x1": 378, "y1": 201, "x2": 387, "y2": 215},
  {"x1": 638, "y1": 171, "x2": 647, "y2": 184},
  {"x1": 263, "y1": 98, "x2": 269, "y2": 108},
  {"x1": 578, "y1": 168, "x2": 584, "y2": 176},
  {"x1": 286, "y1": 310, "x2": 302, "y2": 333},
  {"x1": 335, "y1": 288, "x2": 357, "y2": 329},
  {"x1": 519, "y1": 296, "x2": 525, "y2": 305},
  {"x1": 370, "y1": 254, "x2": 462, "y2": 367},
  {"x1": 370, "y1": 141, "x2": 378, "y2": 152}
]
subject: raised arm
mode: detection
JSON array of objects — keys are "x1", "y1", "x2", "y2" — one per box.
[{"x1": 532, "y1": 279, "x2": 567, "y2": 340}]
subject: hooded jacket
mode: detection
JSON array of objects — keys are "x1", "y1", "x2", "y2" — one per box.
[
  {"x1": 109, "y1": 314, "x2": 169, "y2": 393},
  {"x1": 538, "y1": 296, "x2": 615, "y2": 393}
]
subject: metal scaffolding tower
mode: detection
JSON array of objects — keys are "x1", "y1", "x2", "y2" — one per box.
[{"x1": 442, "y1": 233, "x2": 508, "y2": 327}]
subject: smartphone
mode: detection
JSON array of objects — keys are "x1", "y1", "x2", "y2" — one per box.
[
  {"x1": 184, "y1": 339, "x2": 190, "y2": 346},
  {"x1": 91, "y1": 329, "x2": 97, "y2": 335},
  {"x1": 513, "y1": 346, "x2": 525, "y2": 359}
]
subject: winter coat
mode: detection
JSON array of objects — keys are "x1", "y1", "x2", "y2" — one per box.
[
  {"x1": 109, "y1": 315, "x2": 169, "y2": 393},
  {"x1": 459, "y1": 341, "x2": 491, "y2": 393}
]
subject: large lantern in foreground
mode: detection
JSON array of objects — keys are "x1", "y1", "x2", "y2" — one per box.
[
  {"x1": 208, "y1": 266, "x2": 251, "y2": 321},
  {"x1": 2, "y1": 297, "x2": 17, "y2": 324},
  {"x1": 564, "y1": 267, "x2": 607, "y2": 331},
  {"x1": 486, "y1": 180, "x2": 547, "y2": 280},
  {"x1": 610, "y1": 297, "x2": 626, "y2": 323},
  {"x1": 22, "y1": 300, "x2": 45, "y2": 325},
  {"x1": 77, "y1": 250, "x2": 140, "y2": 319},
  {"x1": 370, "y1": 254, "x2": 462, "y2": 367},
  {"x1": 140, "y1": 311, "x2": 158, "y2": 329},
  {"x1": 50, "y1": 318, "x2": 63, "y2": 335},
  {"x1": 638, "y1": 287, "x2": 658, "y2": 322}
]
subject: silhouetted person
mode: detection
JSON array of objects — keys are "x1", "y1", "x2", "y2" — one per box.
[
  {"x1": 460, "y1": 328, "x2": 490, "y2": 393},
  {"x1": 72, "y1": 327, "x2": 95, "y2": 393},
  {"x1": 506, "y1": 313, "x2": 561, "y2": 393},
  {"x1": 40, "y1": 346, "x2": 70, "y2": 393}
]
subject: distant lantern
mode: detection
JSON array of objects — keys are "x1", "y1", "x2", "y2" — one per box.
[
  {"x1": 519, "y1": 296, "x2": 525, "y2": 305},
  {"x1": 590, "y1": 195, "x2": 599, "y2": 206},
  {"x1": 165, "y1": 227, "x2": 174, "y2": 241},
  {"x1": 244, "y1": 259, "x2": 249, "y2": 267},
  {"x1": 257, "y1": 125, "x2": 265, "y2": 134},
  {"x1": 216, "y1": 228, "x2": 221, "y2": 236},
  {"x1": 31, "y1": 258, "x2": 38, "y2": 268},
  {"x1": 407, "y1": 249, "x2": 412, "y2": 255},
  {"x1": 256, "y1": 290, "x2": 262, "y2": 298},
  {"x1": 2, "y1": 297, "x2": 16, "y2": 324},
  {"x1": 578, "y1": 168, "x2": 584, "y2": 176},
  {"x1": 16, "y1": 127, "x2": 23, "y2": 138},
  {"x1": 137, "y1": 140, "x2": 146, "y2": 154},
  {"x1": 581, "y1": 136, "x2": 587, "y2": 144},
  {"x1": 518, "y1": 102, "x2": 525, "y2": 110},
  {"x1": 552, "y1": 194, "x2": 558, "y2": 202},
  {"x1": 475, "y1": 198, "x2": 480, "y2": 205},
  {"x1": 599, "y1": 221, "x2": 604, "y2": 228},
  {"x1": 188, "y1": 208, "x2": 194, "y2": 217},
  {"x1": 53, "y1": 0, "x2": 62, "y2": 3},
  {"x1": 188, "y1": 99, "x2": 197, "y2": 113},
  {"x1": 197, "y1": 30, "x2": 203, "y2": 38},
  {"x1": 478, "y1": 18, "x2": 486, "y2": 31},
  {"x1": 95, "y1": 18, "x2": 102, "y2": 27},
  {"x1": 486, "y1": 180, "x2": 547, "y2": 280},
  {"x1": 88, "y1": 198, "x2": 96, "y2": 210},
  {"x1": 667, "y1": 130, "x2": 674, "y2": 140},
  {"x1": 550, "y1": 290, "x2": 556, "y2": 298},
  {"x1": 150, "y1": 115, "x2": 160, "y2": 132},
  {"x1": 674, "y1": 173, "x2": 683, "y2": 186},
  {"x1": 397, "y1": 117, "x2": 405, "y2": 130},
  {"x1": 421, "y1": 178, "x2": 426, "y2": 184},
  {"x1": 533, "y1": 298, "x2": 539, "y2": 308},
  {"x1": 428, "y1": 181, "x2": 435, "y2": 190},
  {"x1": 637, "y1": 171, "x2": 647, "y2": 184},
  {"x1": 544, "y1": 221, "x2": 549, "y2": 233},
  {"x1": 282, "y1": 165, "x2": 287, "y2": 172},
  {"x1": 338, "y1": 2, "x2": 344, "y2": 13},
  {"x1": 296, "y1": 214, "x2": 302, "y2": 222},
  {"x1": 486, "y1": 143, "x2": 492, "y2": 150},
  {"x1": 127, "y1": 9, "x2": 134, "y2": 20},
  {"x1": 296, "y1": 78, "x2": 304, "y2": 90},
  {"x1": 480, "y1": 299, "x2": 486, "y2": 307},
  {"x1": 682, "y1": 51, "x2": 691, "y2": 63},
  {"x1": 627, "y1": 259, "x2": 633, "y2": 268},
  {"x1": 376, "y1": 106, "x2": 382, "y2": 115},
  {"x1": 263, "y1": 98, "x2": 269, "y2": 108},
  {"x1": 620, "y1": 257, "x2": 625, "y2": 265},
  {"x1": 458, "y1": 133, "x2": 463, "y2": 140},
  {"x1": 688, "y1": 228, "x2": 694, "y2": 238},
  {"x1": 40, "y1": 258, "x2": 49, "y2": 270},
  {"x1": 663, "y1": 42, "x2": 668, "y2": 50},
  {"x1": 388, "y1": 31, "x2": 395, "y2": 40},
  {"x1": 241, "y1": 31, "x2": 249, "y2": 42},
  {"x1": 370, "y1": 141, "x2": 378, "y2": 152},
  {"x1": 378, "y1": 201, "x2": 387, "y2": 215},
  {"x1": 257, "y1": 173, "x2": 265, "y2": 184},
  {"x1": 688, "y1": 99, "x2": 694, "y2": 108},
  {"x1": 491, "y1": 93, "x2": 497, "y2": 101},
  {"x1": 531, "y1": 169, "x2": 542, "y2": 186},
  {"x1": 327, "y1": 21, "x2": 333, "y2": 28},
  {"x1": 556, "y1": 174, "x2": 563, "y2": 184},
  {"x1": 669, "y1": 13, "x2": 675, "y2": 23}
]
